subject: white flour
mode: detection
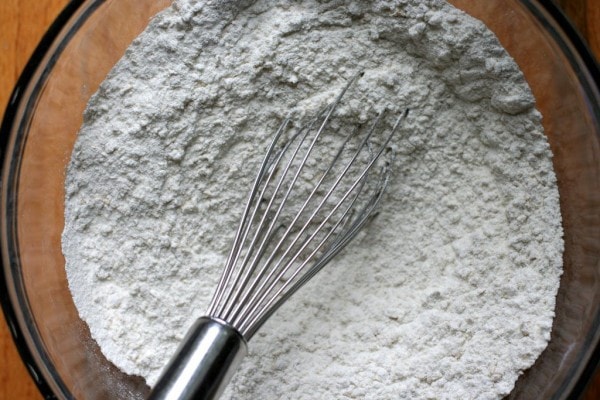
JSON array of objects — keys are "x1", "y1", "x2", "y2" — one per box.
[{"x1": 62, "y1": 0, "x2": 564, "y2": 399}]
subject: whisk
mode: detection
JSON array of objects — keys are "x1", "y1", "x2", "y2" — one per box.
[{"x1": 149, "y1": 72, "x2": 408, "y2": 400}]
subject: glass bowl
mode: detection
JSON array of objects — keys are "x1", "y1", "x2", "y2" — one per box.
[{"x1": 1, "y1": 0, "x2": 598, "y2": 399}]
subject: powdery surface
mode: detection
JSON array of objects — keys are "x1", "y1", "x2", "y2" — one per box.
[{"x1": 62, "y1": 0, "x2": 564, "y2": 399}]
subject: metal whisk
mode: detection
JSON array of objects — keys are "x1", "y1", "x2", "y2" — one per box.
[{"x1": 149, "y1": 72, "x2": 408, "y2": 400}]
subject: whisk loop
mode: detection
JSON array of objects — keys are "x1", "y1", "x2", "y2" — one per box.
[
  {"x1": 149, "y1": 72, "x2": 408, "y2": 400},
  {"x1": 208, "y1": 75, "x2": 407, "y2": 339}
]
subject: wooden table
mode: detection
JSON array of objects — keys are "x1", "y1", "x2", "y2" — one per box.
[{"x1": 0, "y1": 1, "x2": 598, "y2": 399}]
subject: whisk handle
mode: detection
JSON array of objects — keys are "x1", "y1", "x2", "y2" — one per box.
[{"x1": 148, "y1": 317, "x2": 247, "y2": 400}]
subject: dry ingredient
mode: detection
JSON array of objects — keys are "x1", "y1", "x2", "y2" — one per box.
[{"x1": 62, "y1": 0, "x2": 563, "y2": 399}]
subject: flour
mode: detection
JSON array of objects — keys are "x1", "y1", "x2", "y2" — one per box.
[{"x1": 62, "y1": 0, "x2": 564, "y2": 399}]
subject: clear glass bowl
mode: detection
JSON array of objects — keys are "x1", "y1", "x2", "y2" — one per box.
[{"x1": 1, "y1": 0, "x2": 598, "y2": 399}]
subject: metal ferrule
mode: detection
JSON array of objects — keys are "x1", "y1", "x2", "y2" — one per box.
[{"x1": 148, "y1": 317, "x2": 247, "y2": 400}]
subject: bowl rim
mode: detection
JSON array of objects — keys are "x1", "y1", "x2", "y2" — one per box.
[
  {"x1": 0, "y1": 1, "x2": 599, "y2": 399},
  {"x1": 0, "y1": 3, "x2": 103, "y2": 399}
]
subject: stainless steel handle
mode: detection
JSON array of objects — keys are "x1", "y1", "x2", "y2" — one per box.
[{"x1": 149, "y1": 317, "x2": 247, "y2": 400}]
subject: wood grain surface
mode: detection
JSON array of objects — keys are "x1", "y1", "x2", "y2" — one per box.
[{"x1": 0, "y1": 1, "x2": 598, "y2": 399}]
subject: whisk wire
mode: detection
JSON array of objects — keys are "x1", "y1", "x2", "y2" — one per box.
[
  {"x1": 317, "y1": 112, "x2": 407, "y2": 261},
  {"x1": 217, "y1": 74, "x2": 363, "y2": 321},
  {"x1": 227, "y1": 126, "x2": 362, "y2": 325},
  {"x1": 208, "y1": 119, "x2": 290, "y2": 315},
  {"x1": 217, "y1": 123, "x2": 310, "y2": 319},
  {"x1": 237, "y1": 175, "x2": 369, "y2": 335},
  {"x1": 241, "y1": 149, "x2": 397, "y2": 337},
  {"x1": 238, "y1": 111, "x2": 407, "y2": 336},
  {"x1": 238, "y1": 133, "x2": 398, "y2": 335},
  {"x1": 220, "y1": 112, "x2": 332, "y2": 320},
  {"x1": 208, "y1": 72, "x2": 407, "y2": 339},
  {"x1": 229, "y1": 112, "x2": 387, "y2": 327}
]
